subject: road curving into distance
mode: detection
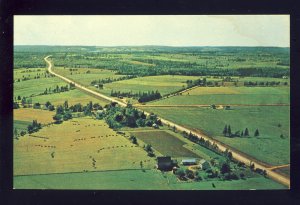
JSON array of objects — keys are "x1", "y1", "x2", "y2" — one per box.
[{"x1": 45, "y1": 56, "x2": 290, "y2": 188}]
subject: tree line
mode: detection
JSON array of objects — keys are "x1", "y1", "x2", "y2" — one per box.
[
  {"x1": 110, "y1": 90, "x2": 162, "y2": 103},
  {"x1": 90, "y1": 75, "x2": 137, "y2": 87},
  {"x1": 223, "y1": 125, "x2": 260, "y2": 137}
]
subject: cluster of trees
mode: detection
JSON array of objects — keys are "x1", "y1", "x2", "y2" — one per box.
[
  {"x1": 174, "y1": 168, "x2": 202, "y2": 181},
  {"x1": 143, "y1": 144, "x2": 155, "y2": 157},
  {"x1": 90, "y1": 75, "x2": 137, "y2": 86},
  {"x1": 14, "y1": 96, "x2": 33, "y2": 109},
  {"x1": 223, "y1": 125, "x2": 260, "y2": 137},
  {"x1": 27, "y1": 120, "x2": 42, "y2": 134},
  {"x1": 99, "y1": 103, "x2": 162, "y2": 129},
  {"x1": 52, "y1": 101, "x2": 103, "y2": 124},
  {"x1": 110, "y1": 90, "x2": 162, "y2": 103},
  {"x1": 138, "y1": 91, "x2": 162, "y2": 103}
]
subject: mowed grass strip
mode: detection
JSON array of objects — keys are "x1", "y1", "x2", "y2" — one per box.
[
  {"x1": 14, "y1": 117, "x2": 155, "y2": 176},
  {"x1": 14, "y1": 108, "x2": 54, "y2": 124},
  {"x1": 130, "y1": 130, "x2": 198, "y2": 158},
  {"x1": 142, "y1": 106, "x2": 290, "y2": 166}
]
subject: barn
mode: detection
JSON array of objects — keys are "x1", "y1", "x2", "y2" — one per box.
[
  {"x1": 181, "y1": 158, "x2": 197, "y2": 166},
  {"x1": 157, "y1": 156, "x2": 173, "y2": 171}
]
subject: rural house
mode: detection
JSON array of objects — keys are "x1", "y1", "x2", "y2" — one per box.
[
  {"x1": 199, "y1": 159, "x2": 211, "y2": 170},
  {"x1": 181, "y1": 158, "x2": 197, "y2": 166},
  {"x1": 157, "y1": 156, "x2": 173, "y2": 171}
]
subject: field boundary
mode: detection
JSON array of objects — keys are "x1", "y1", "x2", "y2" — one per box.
[{"x1": 14, "y1": 168, "x2": 152, "y2": 177}]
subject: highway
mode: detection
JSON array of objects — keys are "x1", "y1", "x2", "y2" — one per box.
[{"x1": 44, "y1": 56, "x2": 290, "y2": 188}]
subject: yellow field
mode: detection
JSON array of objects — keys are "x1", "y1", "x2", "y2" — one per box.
[
  {"x1": 14, "y1": 117, "x2": 155, "y2": 176},
  {"x1": 14, "y1": 108, "x2": 54, "y2": 124},
  {"x1": 183, "y1": 87, "x2": 240, "y2": 95}
]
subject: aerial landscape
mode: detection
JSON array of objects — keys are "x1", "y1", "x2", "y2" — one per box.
[{"x1": 13, "y1": 15, "x2": 290, "y2": 190}]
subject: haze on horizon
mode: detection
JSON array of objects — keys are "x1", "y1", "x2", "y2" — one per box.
[{"x1": 14, "y1": 15, "x2": 290, "y2": 47}]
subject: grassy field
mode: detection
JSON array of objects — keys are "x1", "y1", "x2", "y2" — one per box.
[
  {"x1": 129, "y1": 129, "x2": 226, "y2": 162},
  {"x1": 100, "y1": 75, "x2": 200, "y2": 96},
  {"x1": 14, "y1": 73, "x2": 68, "y2": 98},
  {"x1": 31, "y1": 89, "x2": 109, "y2": 106},
  {"x1": 142, "y1": 106, "x2": 290, "y2": 166},
  {"x1": 53, "y1": 67, "x2": 125, "y2": 86},
  {"x1": 149, "y1": 87, "x2": 290, "y2": 105},
  {"x1": 14, "y1": 108, "x2": 54, "y2": 124},
  {"x1": 14, "y1": 120, "x2": 32, "y2": 133},
  {"x1": 14, "y1": 117, "x2": 156, "y2": 176},
  {"x1": 129, "y1": 130, "x2": 199, "y2": 158},
  {"x1": 14, "y1": 169, "x2": 285, "y2": 190}
]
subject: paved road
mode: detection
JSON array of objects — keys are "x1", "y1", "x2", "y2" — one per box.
[{"x1": 45, "y1": 56, "x2": 290, "y2": 188}]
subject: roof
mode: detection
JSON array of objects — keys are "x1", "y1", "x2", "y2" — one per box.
[
  {"x1": 199, "y1": 159, "x2": 207, "y2": 164},
  {"x1": 157, "y1": 156, "x2": 172, "y2": 163},
  {"x1": 181, "y1": 158, "x2": 197, "y2": 163}
]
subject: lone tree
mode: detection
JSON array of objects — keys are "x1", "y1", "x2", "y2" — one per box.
[
  {"x1": 223, "y1": 125, "x2": 228, "y2": 136},
  {"x1": 244, "y1": 128, "x2": 249, "y2": 136},
  {"x1": 227, "y1": 125, "x2": 232, "y2": 137},
  {"x1": 254, "y1": 129, "x2": 260, "y2": 137}
]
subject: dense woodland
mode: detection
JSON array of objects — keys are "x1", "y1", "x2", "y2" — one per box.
[{"x1": 14, "y1": 46, "x2": 290, "y2": 78}]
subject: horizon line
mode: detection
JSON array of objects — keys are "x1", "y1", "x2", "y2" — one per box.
[{"x1": 14, "y1": 44, "x2": 290, "y2": 48}]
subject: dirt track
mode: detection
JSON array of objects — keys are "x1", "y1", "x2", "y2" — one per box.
[{"x1": 45, "y1": 56, "x2": 290, "y2": 188}]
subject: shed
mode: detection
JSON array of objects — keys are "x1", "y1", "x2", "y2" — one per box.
[
  {"x1": 157, "y1": 156, "x2": 173, "y2": 171},
  {"x1": 181, "y1": 158, "x2": 197, "y2": 166},
  {"x1": 199, "y1": 159, "x2": 211, "y2": 170}
]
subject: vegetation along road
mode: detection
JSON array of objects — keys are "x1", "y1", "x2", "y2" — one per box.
[{"x1": 45, "y1": 56, "x2": 290, "y2": 188}]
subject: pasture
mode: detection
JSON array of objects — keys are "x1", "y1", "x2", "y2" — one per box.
[
  {"x1": 149, "y1": 86, "x2": 290, "y2": 105},
  {"x1": 53, "y1": 67, "x2": 124, "y2": 87},
  {"x1": 129, "y1": 130, "x2": 199, "y2": 158},
  {"x1": 142, "y1": 106, "x2": 290, "y2": 166},
  {"x1": 14, "y1": 117, "x2": 156, "y2": 176},
  {"x1": 31, "y1": 89, "x2": 109, "y2": 106},
  {"x1": 14, "y1": 108, "x2": 54, "y2": 124},
  {"x1": 100, "y1": 75, "x2": 200, "y2": 96}
]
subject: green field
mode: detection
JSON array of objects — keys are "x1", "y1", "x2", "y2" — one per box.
[
  {"x1": 14, "y1": 117, "x2": 155, "y2": 176},
  {"x1": 14, "y1": 120, "x2": 31, "y2": 132},
  {"x1": 53, "y1": 67, "x2": 124, "y2": 86},
  {"x1": 31, "y1": 89, "x2": 109, "y2": 106},
  {"x1": 14, "y1": 169, "x2": 285, "y2": 190},
  {"x1": 142, "y1": 106, "x2": 290, "y2": 166},
  {"x1": 149, "y1": 87, "x2": 290, "y2": 105},
  {"x1": 100, "y1": 75, "x2": 200, "y2": 96},
  {"x1": 129, "y1": 130, "x2": 199, "y2": 158}
]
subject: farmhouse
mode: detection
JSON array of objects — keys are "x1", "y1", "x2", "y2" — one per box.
[
  {"x1": 157, "y1": 156, "x2": 173, "y2": 170},
  {"x1": 181, "y1": 158, "x2": 197, "y2": 166},
  {"x1": 199, "y1": 159, "x2": 210, "y2": 170}
]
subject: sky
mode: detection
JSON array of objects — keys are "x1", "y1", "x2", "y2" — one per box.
[{"x1": 14, "y1": 15, "x2": 290, "y2": 47}]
